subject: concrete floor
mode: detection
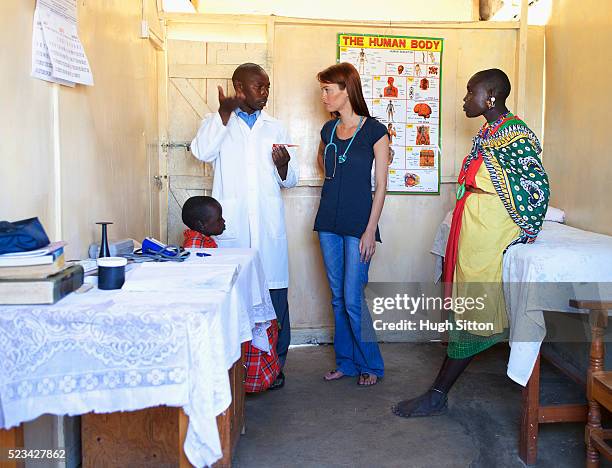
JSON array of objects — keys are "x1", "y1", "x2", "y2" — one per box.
[{"x1": 233, "y1": 343, "x2": 601, "y2": 468}]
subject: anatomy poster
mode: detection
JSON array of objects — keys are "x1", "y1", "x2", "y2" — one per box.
[{"x1": 338, "y1": 33, "x2": 443, "y2": 194}]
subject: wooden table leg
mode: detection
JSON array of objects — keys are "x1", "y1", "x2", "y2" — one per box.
[
  {"x1": 0, "y1": 425, "x2": 24, "y2": 468},
  {"x1": 178, "y1": 410, "x2": 191, "y2": 468},
  {"x1": 519, "y1": 353, "x2": 541, "y2": 465},
  {"x1": 586, "y1": 308, "x2": 607, "y2": 467}
]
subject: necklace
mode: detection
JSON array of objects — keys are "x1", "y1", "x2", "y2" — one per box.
[
  {"x1": 456, "y1": 111, "x2": 512, "y2": 201},
  {"x1": 328, "y1": 116, "x2": 363, "y2": 164},
  {"x1": 479, "y1": 111, "x2": 511, "y2": 138}
]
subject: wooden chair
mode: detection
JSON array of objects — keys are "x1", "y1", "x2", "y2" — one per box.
[{"x1": 570, "y1": 299, "x2": 612, "y2": 467}]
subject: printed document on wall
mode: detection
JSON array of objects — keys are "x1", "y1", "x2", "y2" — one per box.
[
  {"x1": 31, "y1": 8, "x2": 74, "y2": 86},
  {"x1": 31, "y1": 0, "x2": 93, "y2": 86}
]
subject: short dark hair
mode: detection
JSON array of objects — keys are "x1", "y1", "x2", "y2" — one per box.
[
  {"x1": 182, "y1": 196, "x2": 221, "y2": 231},
  {"x1": 232, "y1": 63, "x2": 266, "y2": 87},
  {"x1": 472, "y1": 68, "x2": 511, "y2": 101}
]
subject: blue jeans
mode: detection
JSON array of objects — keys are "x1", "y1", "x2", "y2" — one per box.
[{"x1": 318, "y1": 231, "x2": 384, "y2": 377}]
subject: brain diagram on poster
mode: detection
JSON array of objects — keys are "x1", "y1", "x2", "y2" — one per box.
[{"x1": 338, "y1": 33, "x2": 443, "y2": 194}]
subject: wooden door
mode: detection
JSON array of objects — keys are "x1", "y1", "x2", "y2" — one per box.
[{"x1": 164, "y1": 40, "x2": 268, "y2": 245}]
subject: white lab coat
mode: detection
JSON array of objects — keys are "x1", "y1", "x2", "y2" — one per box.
[{"x1": 190, "y1": 111, "x2": 299, "y2": 289}]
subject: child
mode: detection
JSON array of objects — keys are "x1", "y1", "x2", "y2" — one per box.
[
  {"x1": 181, "y1": 196, "x2": 225, "y2": 248},
  {"x1": 181, "y1": 195, "x2": 282, "y2": 392}
]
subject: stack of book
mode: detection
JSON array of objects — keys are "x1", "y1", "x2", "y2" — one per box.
[{"x1": 0, "y1": 242, "x2": 84, "y2": 305}]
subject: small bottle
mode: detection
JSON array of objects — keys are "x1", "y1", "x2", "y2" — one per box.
[{"x1": 96, "y1": 222, "x2": 113, "y2": 258}]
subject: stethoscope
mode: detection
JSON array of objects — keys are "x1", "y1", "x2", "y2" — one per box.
[{"x1": 323, "y1": 116, "x2": 363, "y2": 180}]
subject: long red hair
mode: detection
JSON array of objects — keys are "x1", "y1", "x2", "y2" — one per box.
[{"x1": 317, "y1": 62, "x2": 371, "y2": 118}]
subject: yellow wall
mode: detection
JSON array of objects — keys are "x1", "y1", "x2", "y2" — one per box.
[
  {"x1": 195, "y1": 0, "x2": 478, "y2": 21},
  {"x1": 0, "y1": 0, "x2": 160, "y2": 258},
  {"x1": 544, "y1": 0, "x2": 612, "y2": 235},
  {"x1": 1, "y1": 0, "x2": 56, "y2": 235}
]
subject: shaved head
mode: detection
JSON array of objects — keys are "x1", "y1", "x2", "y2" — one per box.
[
  {"x1": 182, "y1": 196, "x2": 221, "y2": 230},
  {"x1": 231, "y1": 63, "x2": 270, "y2": 113},
  {"x1": 470, "y1": 68, "x2": 511, "y2": 102},
  {"x1": 232, "y1": 63, "x2": 267, "y2": 86}
]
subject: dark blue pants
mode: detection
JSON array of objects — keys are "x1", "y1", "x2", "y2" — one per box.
[{"x1": 270, "y1": 288, "x2": 290, "y2": 369}]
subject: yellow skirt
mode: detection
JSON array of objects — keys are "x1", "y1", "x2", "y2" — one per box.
[{"x1": 453, "y1": 163, "x2": 520, "y2": 337}]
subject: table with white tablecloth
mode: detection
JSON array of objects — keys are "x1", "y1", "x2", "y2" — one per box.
[
  {"x1": 502, "y1": 222, "x2": 612, "y2": 385},
  {"x1": 0, "y1": 248, "x2": 276, "y2": 468}
]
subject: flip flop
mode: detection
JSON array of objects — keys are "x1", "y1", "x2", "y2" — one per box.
[{"x1": 323, "y1": 369, "x2": 345, "y2": 381}]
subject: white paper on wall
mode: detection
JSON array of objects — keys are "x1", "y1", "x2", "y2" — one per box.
[{"x1": 31, "y1": 0, "x2": 93, "y2": 86}]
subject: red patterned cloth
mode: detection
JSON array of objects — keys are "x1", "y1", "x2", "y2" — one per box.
[
  {"x1": 182, "y1": 229, "x2": 217, "y2": 248},
  {"x1": 442, "y1": 155, "x2": 483, "y2": 286},
  {"x1": 242, "y1": 320, "x2": 281, "y2": 393}
]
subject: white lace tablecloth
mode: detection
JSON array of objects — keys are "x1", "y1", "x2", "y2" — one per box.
[
  {"x1": 0, "y1": 248, "x2": 276, "y2": 467},
  {"x1": 431, "y1": 219, "x2": 612, "y2": 387}
]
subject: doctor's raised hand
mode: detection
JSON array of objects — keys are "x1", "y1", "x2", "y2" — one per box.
[{"x1": 217, "y1": 85, "x2": 246, "y2": 125}]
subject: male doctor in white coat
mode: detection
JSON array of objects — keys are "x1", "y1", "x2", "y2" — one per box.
[{"x1": 190, "y1": 63, "x2": 298, "y2": 390}]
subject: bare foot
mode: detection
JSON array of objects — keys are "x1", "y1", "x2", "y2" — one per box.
[
  {"x1": 391, "y1": 390, "x2": 447, "y2": 417},
  {"x1": 357, "y1": 373, "x2": 378, "y2": 386},
  {"x1": 323, "y1": 369, "x2": 345, "y2": 381}
]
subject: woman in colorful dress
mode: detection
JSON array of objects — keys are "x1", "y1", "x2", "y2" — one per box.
[
  {"x1": 315, "y1": 62, "x2": 389, "y2": 386},
  {"x1": 393, "y1": 68, "x2": 550, "y2": 417}
]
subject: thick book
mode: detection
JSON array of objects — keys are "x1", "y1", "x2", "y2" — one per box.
[
  {"x1": 0, "y1": 254, "x2": 66, "y2": 279},
  {"x1": 0, "y1": 264, "x2": 84, "y2": 305},
  {"x1": 0, "y1": 242, "x2": 65, "y2": 267}
]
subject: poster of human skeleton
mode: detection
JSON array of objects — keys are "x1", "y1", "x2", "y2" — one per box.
[{"x1": 338, "y1": 33, "x2": 443, "y2": 194}]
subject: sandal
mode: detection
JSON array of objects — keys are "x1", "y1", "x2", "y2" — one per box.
[
  {"x1": 323, "y1": 369, "x2": 345, "y2": 381},
  {"x1": 357, "y1": 373, "x2": 379, "y2": 386}
]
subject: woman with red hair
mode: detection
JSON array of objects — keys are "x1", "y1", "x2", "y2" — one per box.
[{"x1": 315, "y1": 62, "x2": 389, "y2": 386}]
